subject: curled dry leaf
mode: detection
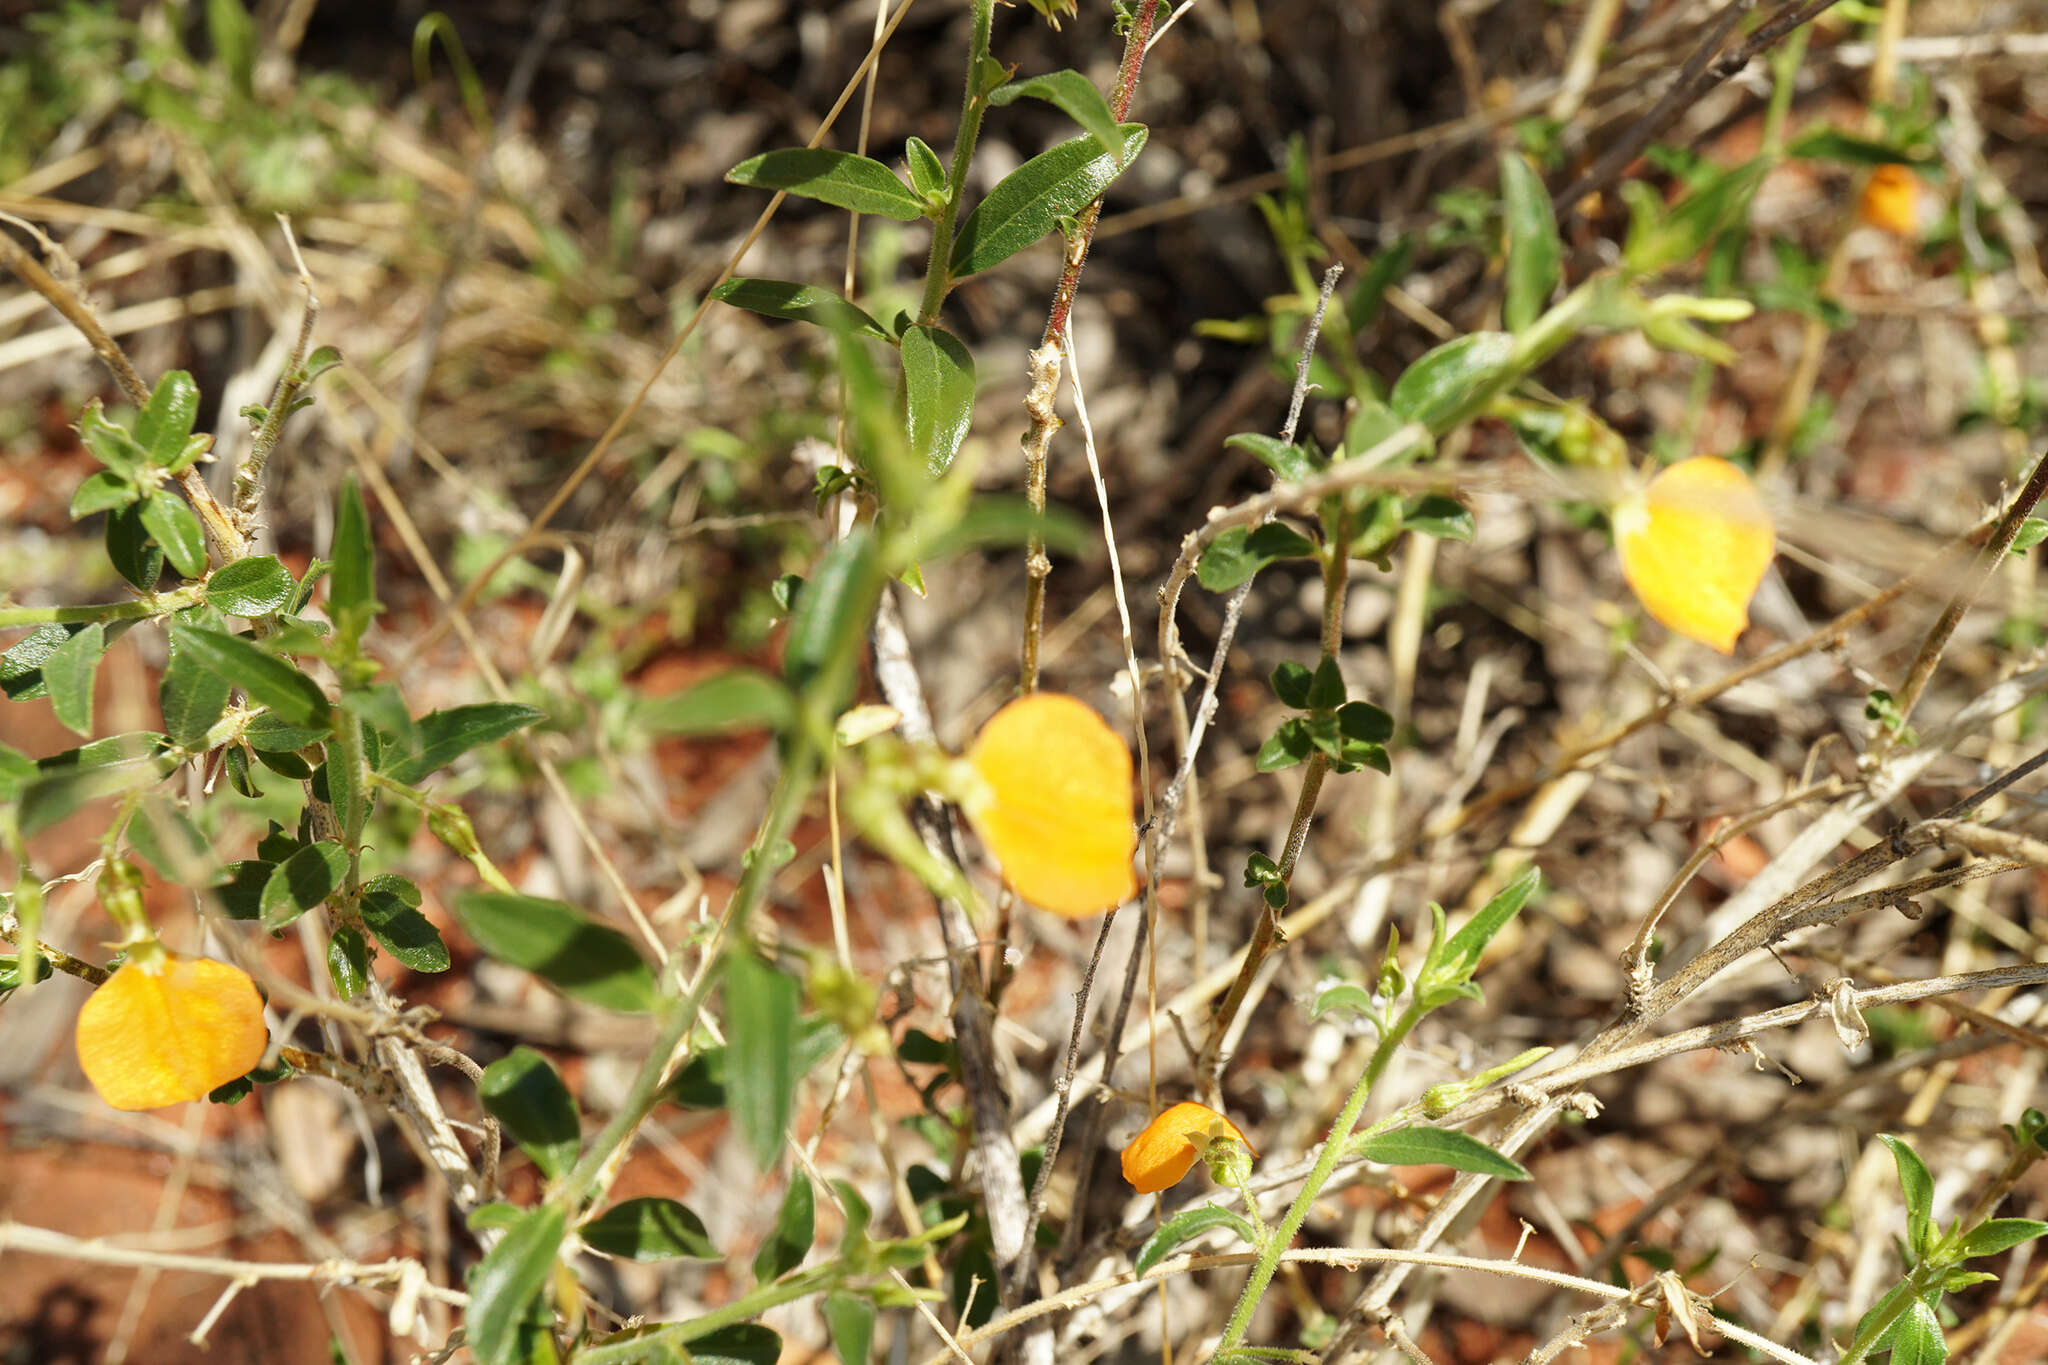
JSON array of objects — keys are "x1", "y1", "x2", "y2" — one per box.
[
  {"x1": 1615, "y1": 455, "x2": 1775, "y2": 653},
  {"x1": 1120, "y1": 1100, "x2": 1257, "y2": 1194},
  {"x1": 965, "y1": 692, "x2": 1137, "y2": 917},
  {"x1": 75, "y1": 952, "x2": 269, "y2": 1110}
]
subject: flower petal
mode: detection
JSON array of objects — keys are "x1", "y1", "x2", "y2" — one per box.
[
  {"x1": 75, "y1": 954, "x2": 269, "y2": 1110},
  {"x1": 1617, "y1": 456, "x2": 1775, "y2": 653},
  {"x1": 966, "y1": 693, "x2": 1137, "y2": 917},
  {"x1": 1120, "y1": 1100, "x2": 1255, "y2": 1194}
]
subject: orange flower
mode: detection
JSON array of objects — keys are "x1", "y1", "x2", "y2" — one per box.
[
  {"x1": 1615, "y1": 456, "x2": 1775, "y2": 654},
  {"x1": 1860, "y1": 164, "x2": 1924, "y2": 237},
  {"x1": 965, "y1": 693, "x2": 1137, "y2": 917},
  {"x1": 1121, "y1": 1101, "x2": 1257, "y2": 1194},
  {"x1": 75, "y1": 952, "x2": 268, "y2": 1111}
]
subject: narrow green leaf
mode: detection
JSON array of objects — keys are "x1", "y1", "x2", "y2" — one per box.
[
  {"x1": 1389, "y1": 332, "x2": 1516, "y2": 431},
  {"x1": 635, "y1": 671, "x2": 793, "y2": 738},
  {"x1": 782, "y1": 530, "x2": 881, "y2": 703},
  {"x1": 1500, "y1": 153, "x2": 1560, "y2": 333},
  {"x1": 1437, "y1": 864, "x2": 1541, "y2": 985},
  {"x1": 1885, "y1": 1297, "x2": 1948, "y2": 1365},
  {"x1": 710, "y1": 278, "x2": 889, "y2": 339},
  {"x1": 70, "y1": 470, "x2": 139, "y2": 518},
  {"x1": 78, "y1": 400, "x2": 146, "y2": 476},
  {"x1": 680, "y1": 1325, "x2": 782, "y2": 1365},
  {"x1": 383, "y1": 702, "x2": 544, "y2": 785},
  {"x1": 823, "y1": 1291, "x2": 876, "y2": 1365},
  {"x1": 1134, "y1": 1204, "x2": 1259, "y2": 1274},
  {"x1": 1355, "y1": 1125, "x2": 1530, "y2": 1179},
  {"x1": 465, "y1": 1204, "x2": 566, "y2": 1365},
  {"x1": 259, "y1": 840, "x2": 348, "y2": 930},
  {"x1": 580, "y1": 1198, "x2": 717, "y2": 1261},
  {"x1": 1960, "y1": 1218, "x2": 2048, "y2": 1259},
  {"x1": 988, "y1": 69, "x2": 1121, "y2": 155},
  {"x1": 43, "y1": 621, "x2": 104, "y2": 737},
  {"x1": 329, "y1": 476, "x2": 376, "y2": 640},
  {"x1": 172, "y1": 625, "x2": 333, "y2": 733},
  {"x1": 0, "y1": 743, "x2": 35, "y2": 802},
  {"x1": 949, "y1": 124, "x2": 1147, "y2": 278},
  {"x1": 726, "y1": 148, "x2": 927, "y2": 220},
  {"x1": 1, "y1": 624, "x2": 71, "y2": 701},
  {"x1": 20, "y1": 734, "x2": 174, "y2": 836},
  {"x1": 901, "y1": 324, "x2": 976, "y2": 474},
  {"x1": 904, "y1": 136, "x2": 946, "y2": 201},
  {"x1": 139, "y1": 493, "x2": 208, "y2": 578},
  {"x1": 205, "y1": 554, "x2": 296, "y2": 616},
  {"x1": 451, "y1": 891, "x2": 656, "y2": 1012},
  {"x1": 1312, "y1": 983, "x2": 1378, "y2": 1019},
  {"x1": 480, "y1": 1046, "x2": 582, "y2": 1181},
  {"x1": 136, "y1": 370, "x2": 200, "y2": 465},
  {"x1": 1880, "y1": 1134, "x2": 1936, "y2": 1255},
  {"x1": 728, "y1": 949, "x2": 801, "y2": 1171},
  {"x1": 753, "y1": 1171, "x2": 814, "y2": 1281}
]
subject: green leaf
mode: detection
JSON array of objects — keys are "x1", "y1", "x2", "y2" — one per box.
[
  {"x1": 901, "y1": 324, "x2": 976, "y2": 474},
  {"x1": 636, "y1": 670, "x2": 793, "y2": 738},
  {"x1": 681, "y1": 1325, "x2": 782, "y2": 1365},
  {"x1": 1197, "y1": 522, "x2": 1318, "y2": 592},
  {"x1": 1880, "y1": 1133, "x2": 1936, "y2": 1258},
  {"x1": 1, "y1": 624, "x2": 72, "y2": 701},
  {"x1": 1354, "y1": 1125, "x2": 1530, "y2": 1180},
  {"x1": 383, "y1": 702, "x2": 545, "y2": 785},
  {"x1": 70, "y1": 470, "x2": 138, "y2": 518},
  {"x1": 451, "y1": 891, "x2": 657, "y2": 1012},
  {"x1": 259, "y1": 840, "x2": 348, "y2": 930},
  {"x1": 205, "y1": 555, "x2": 295, "y2": 616},
  {"x1": 904, "y1": 136, "x2": 946, "y2": 201},
  {"x1": 1389, "y1": 332, "x2": 1515, "y2": 430},
  {"x1": 1500, "y1": 153, "x2": 1560, "y2": 333},
  {"x1": 727, "y1": 949, "x2": 801, "y2": 1171},
  {"x1": 1271, "y1": 661, "x2": 1313, "y2": 710},
  {"x1": 105, "y1": 503, "x2": 163, "y2": 590},
  {"x1": 173, "y1": 625, "x2": 333, "y2": 733},
  {"x1": 206, "y1": 0, "x2": 256, "y2": 97},
  {"x1": 1404, "y1": 494, "x2": 1474, "y2": 543},
  {"x1": 213, "y1": 860, "x2": 273, "y2": 920},
  {"x1": 1621, "y1": 159, "x2": 1768, "y2": 275},
  {"x1": 78, "y1": 400, "x2": 147, "y2": 476},
  {"x1": 135, "y1": 370, "x2": 200, "y2": 466},
  {"x1": 0, "y1": 743, "x2": 35, "y2": 802},
  {"x1": 139, "y1": 493, "x2": 208, "y2": 578},
  {"x1": 244, "y1": 711, "x2": 327, "y2": 753},
  {"x1": 1959, "y1": 1218, "x2": 2048, "y2": 1259},
  {"x1": 726, "y1": 148, "x2": 927, "y2": 220},
  {"x1": 917, "y1": 496, "x2": 1089, "y2": 563},
  {"x1": 1884, "y1": 1297, "x2": 1948, "y2": 1365},
  {"x1": 1312, "y1": 982, "x2": 1378, "y2": 1019},
  {"x1": 465, "y1": 1204, "x2": 565, "y2": 1365},
  {"x1": 950, "y1": 124, "x2": 1148, "y2": 278},
  {"x1": 130, "y1": 798, "x2": 214, "y2": 886},
  {"x1": 43, "y1": 621, "x2": 104, "y2": 737},
  {"x1": 581, "y1": 1198, "x2": 717, "y2": 1261},
  {"x1": 329, "y1": 476, "x2": 377, "y2": 641},
  {"x1": 2007, "y1": 519, "x2": 2048, "y2": 556},
  {"x1": 1226, "y1": 433, "x2": 1316, "y2": 483},
  {"x1": 1305, "y1": 657, "x2": 1346, "y2": 709},
  {"x1": 1255, "y1": 717, "x2": 1315, "y2": 772},
  {"x1": 1434, "y1": 865, "x2": 1541, "y2": 990},
  {"x1": 20, "y1": 734, "x2": 175, "y2": 836},
  {"x1": 988, "y1": 69, "x2": 1122, "y2": 156},
  {"x1": 1789, "y1": 126, "x2": 1916, "y2": 167},
  {"x1": 823, "y1": 1293, "x2": 875, "y2": 1365},
  {"x1": 710, "y1": 278, "x2": 889, "y2": 339},
  {"x1": 1134, "y1": 1204, "x2": 1259, "y2": 1274},
  {"x1": 360, "y1": 887, "x2": 450, "y2": 972},
  {"x1": 480, "y1": 1046, "x2": 582, "y2": 1181},
  {"x1": 753, "y1": 1171, "x2": 815, "y2": 1281},
  {"x1": 327, "y1": 925, "x2": 370, "y2": 998},
  {"x1": 782, "y1": 530, "x2": 881, "y2": 704}
]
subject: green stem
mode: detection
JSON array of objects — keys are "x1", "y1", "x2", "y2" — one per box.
[
  {"x1": 1216, "y1": 997, "x2": 1428, "y2": 1352},
  {"x1": 1835, "y1": 1264, "x2": 1942, "y2": 1365},
  {"x1": 570, "y1": 1264, "x2": 841, "y2": 1364},
  {"x1": 0, "y1": 585, "x2": 205, "y2": 628},
  {"x1": 915, "y1": 0, "x2": 996, "y2": 324}
]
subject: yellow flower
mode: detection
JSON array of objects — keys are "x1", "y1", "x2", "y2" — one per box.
[
  {"x1": 75, "y1": 952, "x2": 269, "y2": 1111},
  {"x1": 1120, "y1": 1101, "x2": 1256, "y2": 1194},
  {"x1": 1615, "y1": 455, "x2": 1775, "y2": 654},
  {"x1": 1860, "y1": 164, "x2": 1925, "y2": 237},
  {"x1": 965, "y1": 693, "x2": 1137, "y2": 917}
]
